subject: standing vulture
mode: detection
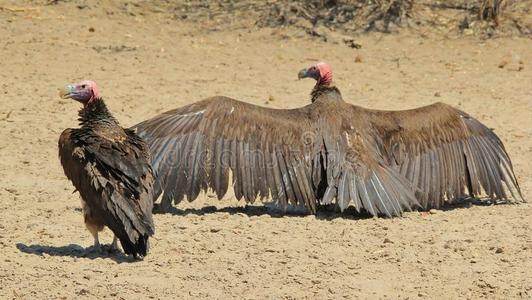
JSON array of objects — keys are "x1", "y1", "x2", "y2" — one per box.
[
  {"x1": 133, "y1": 63, "x2": 523, "y2": 217},
  {"x1": 59, "y1": 80, "x2": 155, "y2": 258}
]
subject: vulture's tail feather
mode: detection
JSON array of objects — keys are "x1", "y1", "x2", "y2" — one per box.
[{"x1": 119, "y1": 234, "x2": 150, "y2": 259}]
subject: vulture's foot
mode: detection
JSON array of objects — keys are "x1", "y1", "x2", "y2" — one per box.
[
  {"x1": 85, "y1": 230, "x2": 101, "y2": 254},
  {"x1": 86, "y1": 243, "x2": 121, "y2": 256},
  {"x1": 84, "y1": 244, "x2": 102, "y2": 255}
]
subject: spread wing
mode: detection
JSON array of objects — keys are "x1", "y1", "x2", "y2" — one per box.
[
  {"x1": 134, "y1": 96, "x2": 320, "y2": 212},
  {"x1": 366, "y1": 102, "x2": 523, "y2": 208},
  {"x1": 58, "y1": 128, "x2": 154, "y2": 256},
  {"x1": 134, "y1": 97, "x2": 420, "y2": 217}
]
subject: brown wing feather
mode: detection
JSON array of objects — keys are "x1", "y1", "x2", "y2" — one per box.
[
  {"x1": 59, "y1": 127, "x2": 155, "y2": 256},
  {"x1": 134, "y1": 96, "x2": 422, "y2": 217},
  {"x1": 364, "y1": 102, "x2": 523, "y2": 208},
  {"x1": 134, "y1": 96, "x2": 320, "y2": 213},
  {"x1": 317, "y1": 114, "x2": 420, "y2": 217}
]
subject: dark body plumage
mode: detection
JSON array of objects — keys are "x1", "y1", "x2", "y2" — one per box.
[
  {"x1": 59, "y1": 99, "x2": 155, "y2": 257},
  {"x1": 134, "y1": 79, "x2": 522, "y2": 217}
]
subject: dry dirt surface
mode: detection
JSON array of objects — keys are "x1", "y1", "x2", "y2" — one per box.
[{"x1": 1, "y1": 1, "x2": 531, "y2": 299}]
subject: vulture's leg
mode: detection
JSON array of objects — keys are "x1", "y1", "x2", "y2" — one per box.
[
  {"x1": 85, "y1": 221, "x2": 102, "y2": 252},
  {"x1": 89, "y1": 229, "x2": 100, "y2": 251},
  {"x1": 109, "y1": 236, "x2": 120, "y2": 253},
  {"x1": 93, "y1": 233, "x2": 100, "y2": 249},
  {"x1": 82, "y1": 201, "x2": 102, "y2": 252}
]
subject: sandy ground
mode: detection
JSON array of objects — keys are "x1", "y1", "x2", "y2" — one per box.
[{"x1": 0, "y1": 1, "x2": 531, "y2": 299}]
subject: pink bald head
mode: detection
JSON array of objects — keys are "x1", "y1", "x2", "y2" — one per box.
[
  {"x1": 60, "y1": 80, "x2": 100, "y2": 106},
  {"x1": 315, "y1": 62, "x2": 333, "y2": 85},
  {"x1": 298, "y1": 62, "x2": 333, "y2": 86}
]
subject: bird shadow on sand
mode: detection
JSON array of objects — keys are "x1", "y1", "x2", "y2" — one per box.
[
  {"x1": 155, "y1": 204, "x2": 325, "y2": 218},
  {"x1": 154, "y1": 197, "x2": 509, "y2": 220},
  {"x1": 16, "y1": 243, "x2": 137, "y2": 263},
  {"x1": 155, "y1": 203, "x2": 377, "y2": 220}
]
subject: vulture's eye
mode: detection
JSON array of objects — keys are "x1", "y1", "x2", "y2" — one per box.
[{"x1": 81, "y1": 84, "x2": 86, "y2": 88}]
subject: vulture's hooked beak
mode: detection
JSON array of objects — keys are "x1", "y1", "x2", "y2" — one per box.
[
  {"x1": 298, "y1": 68, "x2": 308, "y2": 80},
  {"x1": 59, "y1": 84, "x2": 75, "y2": 99}
]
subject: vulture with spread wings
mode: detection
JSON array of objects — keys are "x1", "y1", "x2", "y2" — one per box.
[
  {"x1": 134, "y1": 63, "x2": 522, "y2": 217},
  {"x1": 59, "y1": 80, "x2": 155, "y2": 258}
]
